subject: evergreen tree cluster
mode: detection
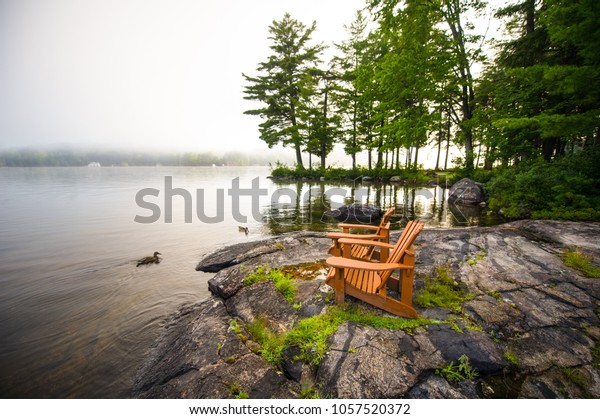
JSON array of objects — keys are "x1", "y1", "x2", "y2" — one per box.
[{"x1": 243, "y1": 0, "x2": 600, "y2": 173}]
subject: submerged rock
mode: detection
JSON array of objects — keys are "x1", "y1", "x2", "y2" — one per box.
[{"x1": 323, "y1": 203, "x2": 382, "y2": 223}]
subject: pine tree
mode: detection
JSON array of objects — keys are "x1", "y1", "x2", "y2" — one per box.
[
  {"x1": 482, "y1": 0, "x2": 600, "y2": 163},
  {"x1": 332, "y1": 10, "x2": 372, "y2": 169},
  {"x1": 243, "y1": 14, "x2": 324, "y2": 169}
]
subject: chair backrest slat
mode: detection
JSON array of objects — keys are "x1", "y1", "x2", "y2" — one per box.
[
  {"x1": 372, "y1": 207, "x2": 394, "y2": 236},
  {"x1": 379, "y1": 221, "x2": 424, "y2": 282}
]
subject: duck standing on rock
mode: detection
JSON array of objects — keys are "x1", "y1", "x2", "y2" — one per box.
[{"x1": 137, "y1": 251, "x2": 161, "y2": 267}]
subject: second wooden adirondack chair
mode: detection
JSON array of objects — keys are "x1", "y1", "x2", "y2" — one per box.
[
  {"x1": 327, "y1": 207, "x2": 395, "y2": 260},
  {"x1": 325, "y1": 220, "x2": 425, "y2": 318}
]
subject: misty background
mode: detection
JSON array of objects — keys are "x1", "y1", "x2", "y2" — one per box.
[
  {"x1": 0, "y1": 0, "x2": 503, "y2": 167},
  {"x1": 0, "y1": 1, "x2": 365, "y2": 158}
]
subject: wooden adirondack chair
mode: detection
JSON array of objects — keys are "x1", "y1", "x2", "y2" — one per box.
[
  {"x1": 325, "y1": 220, "x2": 424, "y2": 318},
  {"x1": 327, "y1": 207, "x2": 395, "y2": 260}
]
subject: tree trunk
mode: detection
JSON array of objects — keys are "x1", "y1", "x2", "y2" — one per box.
[
  {"x1": 295, "y1": 143, "x2": 304, "y2": 169},
  {"x1": 435, "y1": 130, "x2": 442, "y2": 170},
  {"x1": 351, "y1": 100, "x2": 357, "y2": 169},
  {"x1": 443, "y1": 0, "x2": 476, "y2": 174},
  {"x1": 290, "y1": 107, "x2": 304, "y2": 169},
  {"x1": 321, "y1": 87, "x2": 328, "y2": 169},
  {"x1": 413, "y1": 145, "x2": 419, "y2": 170},
  {"x1": 444, "y1": 128, "x2": 451, "y2": 171},
  {"x1": 541, "y1": 137, "x2": 557, "y2": 161},
  {"x1": 484, "y1": 145, "x2": 494, "y2": 170}
]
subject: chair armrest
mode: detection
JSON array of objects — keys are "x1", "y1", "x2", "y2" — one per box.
[
  {"x1": 326, "y1": 232, "x2": 386, "y2": 240},
  {"x1": 337, "y1": 238, "x2": 395, "y2": 249},
  {"x1": 337, "y1": 223, "x2": 380, "y2": 231},
  {"x1": 326, "y1": 256, "x2": 410, "y2": 272}
]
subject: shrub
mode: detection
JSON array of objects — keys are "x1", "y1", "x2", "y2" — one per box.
[{"x1": 484, "y1": 150, "x2": 600, "y2": 221}]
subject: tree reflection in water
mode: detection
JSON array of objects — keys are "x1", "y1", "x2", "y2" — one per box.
[{"x1": 262, "y1": 180, "x2": 501, "y2": 234}]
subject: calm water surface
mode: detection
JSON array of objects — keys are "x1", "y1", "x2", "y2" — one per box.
[{"x1": 0, "y1": 166, "x2": 497, "y2": 398}]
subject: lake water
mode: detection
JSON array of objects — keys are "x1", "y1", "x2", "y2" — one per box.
[{"x1": 0, "y1": 166, "x2": 497, "y2": 398}]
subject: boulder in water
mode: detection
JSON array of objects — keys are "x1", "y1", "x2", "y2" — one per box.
[
  {"x1": 448, "y1": 178, "x2": 487, "y2": 206},
  {"x1": 323, "y1": 203, "x2": 382, "y2": 224}
]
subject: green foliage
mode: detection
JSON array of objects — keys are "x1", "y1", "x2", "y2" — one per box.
[
  {"x1": 243, "y1": 265, "x2": 296, "y2": 303},
  {"x1": 246, "y1": 318, "x2": 286, "y2": 367},
  {"x1": 285, "y1": 305, "x2": 433, "y2": 366},
  {"x1": 562, "y1": 250, "x2": 600, "y2": 278},
  {"x1": 414, "y1": 267, "x2": 474, "y2": 312},
  {"x1": 285, "y1": 313, "x2": 342, "y2": 366},
  {"x1": 504, "y1": 350, "x2": 520, "y2": 368},
  {"x1": 331, "y1": 305, "x2": 433, "y2": 332},
  {"x1": 485, "y1": 151, "x2": 600, "y2": 221},
  {"x1": 466, "y1": 251, "x2": 486, "y2": 266},
  {"x1": 246, "y1": 303, "x2": 434, "y2": 369},
  {"x1": 436, "y1": 355, "x2": 479, "y2": 382},
  {"x1": 229, "y1": 319, "x2": 242, "y2": 335},
  {"x1": 478, "y1": 0, "x2": 600, "y2": 165},
  {"x1": 228, "y1": 384, "x2": 249, "y2": 399},
  {"x1": 486, "y1": 290, "x2": 502, "y2": 300},
  {"x1": 243, "y1": 13, "x2": 325, "y2": 168},
  {"x1": 270, "y1": 162, "x2": 436, "y2": 184},
  {"x1": 561, "y1": 367, "x2": 585, "y2": 386},
  {"x1": 592, "y1": 341, "x2": 600, "y2": 370},
  {"x1": 300, "y1": 383, "x2": 321, "y2": 399}
]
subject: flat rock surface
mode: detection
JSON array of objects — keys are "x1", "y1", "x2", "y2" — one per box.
[{"x1": 134, "y1": 220, "x2": 600, "y2": 399}]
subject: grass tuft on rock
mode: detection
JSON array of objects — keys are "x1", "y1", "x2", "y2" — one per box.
[
  {"x1": 246, "y1": 317, "x2": 286, "y2": 367},
  {"x1": 436, "y1": 354, "x2": 479, "y2": 382},
  {"x1": 244, "y1": 265, "x2": 296, "y2": 303},
  {"x1": 246, "y1": 304, "x2": 435, "y2": 368},
  {"x1": 562, "y1": 250, "x2": 600, "y2": 278},
  {"x1": 414, "y1": 266, "x2": 474, "y2": 312}
]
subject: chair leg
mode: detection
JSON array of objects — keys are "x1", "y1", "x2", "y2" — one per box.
[
  {"x1": 399, "y1": 247, "x2": 416, "y2": 307},
  {"x1": 400, "y1": 269, "x2": 414, "y2": 307},
  {"x1": 333, "y1": 268, "x2": 345, "y2": 305}
]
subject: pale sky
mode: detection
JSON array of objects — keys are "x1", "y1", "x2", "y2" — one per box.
[
  {"x1": 0, "y1": 0, "x2": 506, "y2": 160},
  {"x1": 0, "y1": 0, "x2": 367, "y2": 152}
]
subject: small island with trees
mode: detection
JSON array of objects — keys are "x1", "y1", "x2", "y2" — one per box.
[{"x1": 242, "y1": 0, "x2": 599, "y2": 222}]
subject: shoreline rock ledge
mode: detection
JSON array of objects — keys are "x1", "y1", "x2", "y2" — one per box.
[{"x1": 133, "y1": 221, "x2": 600, "y2": 399}]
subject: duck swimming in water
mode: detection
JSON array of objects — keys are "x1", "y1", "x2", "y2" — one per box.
[{"x1": 137, "y1": 251, "x2": 161, "y2": 267}]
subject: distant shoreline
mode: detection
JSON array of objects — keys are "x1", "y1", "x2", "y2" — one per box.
[{"x1": 0, "y1": 148, "x2": 289, "y2": 168}]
